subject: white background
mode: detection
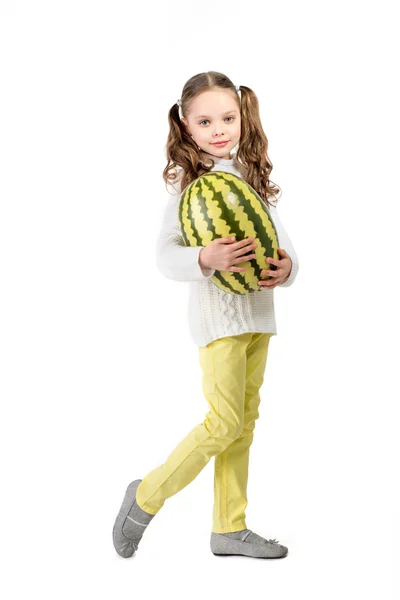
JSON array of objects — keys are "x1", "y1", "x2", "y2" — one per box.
[{"x1": 0, "y1": 1, "x2": 398, "y2": 598}]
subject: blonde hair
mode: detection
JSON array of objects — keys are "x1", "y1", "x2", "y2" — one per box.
[{"x1": 163, "y1": 71, "x2": 281, "y2": 208}]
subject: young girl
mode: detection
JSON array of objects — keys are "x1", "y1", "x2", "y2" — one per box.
[{"x1": 112, "y1": 71, "x2": 299, "y2": 560}]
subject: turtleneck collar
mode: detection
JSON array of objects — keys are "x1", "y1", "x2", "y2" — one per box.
[{"x1": 201, "y1": 150, "x2": 236, "y2": 166}]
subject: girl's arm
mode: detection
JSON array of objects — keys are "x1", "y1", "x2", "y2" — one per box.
[
  {"x1": 268, "y1": 204, "x2": 299, "y2": 287},
  {"x1": 156, "y1": 191, "x2": 216, "y2": 282}
]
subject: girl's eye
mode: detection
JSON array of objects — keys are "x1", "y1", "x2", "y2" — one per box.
[{"x1": 199, "y1": 117, "x2": 235, "y2": 126}]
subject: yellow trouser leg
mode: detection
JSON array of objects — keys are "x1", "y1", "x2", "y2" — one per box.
[
  {"x1": 136, "y1": 333, "x2": 250, "y2": 515},
  {"x1": 212, "y1": 333, "x2": 272, "y2": 533}
]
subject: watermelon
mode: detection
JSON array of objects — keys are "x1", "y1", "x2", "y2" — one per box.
[{"x1": 178, "y1": 171, "x2": 280, "y2": 295}]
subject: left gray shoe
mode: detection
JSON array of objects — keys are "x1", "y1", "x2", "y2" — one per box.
[
  {"x1": 112, "y1": 479, "x2": 155, "y2": 558},
  {"x1": 210, "y1": 529, "x2": 288, "y2": 559}
]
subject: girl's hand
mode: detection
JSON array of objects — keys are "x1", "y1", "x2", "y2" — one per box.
[
  {"x1": 199, "y1": 236, "x2": 258, "y2": 272},
  {"x1": 258, "y1": 248, "x2": 292, "y2": 289}
]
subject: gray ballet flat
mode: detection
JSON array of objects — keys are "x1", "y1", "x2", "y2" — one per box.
[
  {"x1": 210, "y1": 530, "x2": 288, "y2": 559},
  {"x1": 112, "y1": 479, "x2": 154, "y2": 558}
]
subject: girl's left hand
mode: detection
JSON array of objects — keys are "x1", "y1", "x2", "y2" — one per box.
[{"x1": 258, "y1": 248, "x2": 292, "y2": 289}]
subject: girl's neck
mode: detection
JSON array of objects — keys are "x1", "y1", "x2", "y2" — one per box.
[{"x1": 201, "y1": 150, "x2": 236, "y2": 165}]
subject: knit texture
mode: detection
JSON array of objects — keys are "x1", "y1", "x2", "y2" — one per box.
[{"x1": 156, "y1": 151, "x2": 299, "y2": 347}]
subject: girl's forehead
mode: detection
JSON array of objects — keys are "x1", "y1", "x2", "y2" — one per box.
[{"x1": 187, "y1": 89, "x2": 239, "y2": 117}]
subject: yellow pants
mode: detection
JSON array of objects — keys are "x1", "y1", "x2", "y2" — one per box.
[{"x1": 135, "y1": 331, "x2": 272, "y2": 533}]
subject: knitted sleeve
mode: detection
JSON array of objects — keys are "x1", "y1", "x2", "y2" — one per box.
[
  {"x1": 268, "y1": 203, "x2": 300, "y2": 287},
  {"x1": 155, "y1": 190, "x2": 216, "y2": 282}
]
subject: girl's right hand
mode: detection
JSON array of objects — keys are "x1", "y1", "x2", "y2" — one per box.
[{"x1": 199, "y1": 236, "x2": 257, "y2": 272}]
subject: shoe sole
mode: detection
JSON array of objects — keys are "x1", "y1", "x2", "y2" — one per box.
[{"x1": 212, "y1": 550, "x2": 288, "y2": 559}]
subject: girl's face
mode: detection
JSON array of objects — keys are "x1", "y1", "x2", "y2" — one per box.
[{"x1": 181, "y1": 88, "x2": 241, "y2": 160}]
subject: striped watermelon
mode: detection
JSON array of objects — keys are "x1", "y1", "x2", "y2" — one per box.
[{"x1": 178, "y1": 171, "x2": 280, "y2": 295}]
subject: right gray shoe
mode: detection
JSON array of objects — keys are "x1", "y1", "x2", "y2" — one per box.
[
  {"x1": 112, "y1": 479, "x2": 155, "y2": 558},
  {"x1": 210, "y1": 530, "x2": 288, "y2": 559}
]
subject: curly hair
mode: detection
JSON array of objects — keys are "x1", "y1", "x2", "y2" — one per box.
[{"x1": 162, "y1": 71, "x2": 282, "y2": 209}]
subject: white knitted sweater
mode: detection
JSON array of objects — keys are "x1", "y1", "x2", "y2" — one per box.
[{"x1": 156, "y1": 152, "x2": 299, "y2": 347}]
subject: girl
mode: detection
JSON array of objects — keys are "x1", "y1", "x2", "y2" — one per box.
[{"x1": 112, "y1": 71, "x2": 299, "y2": 560}]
